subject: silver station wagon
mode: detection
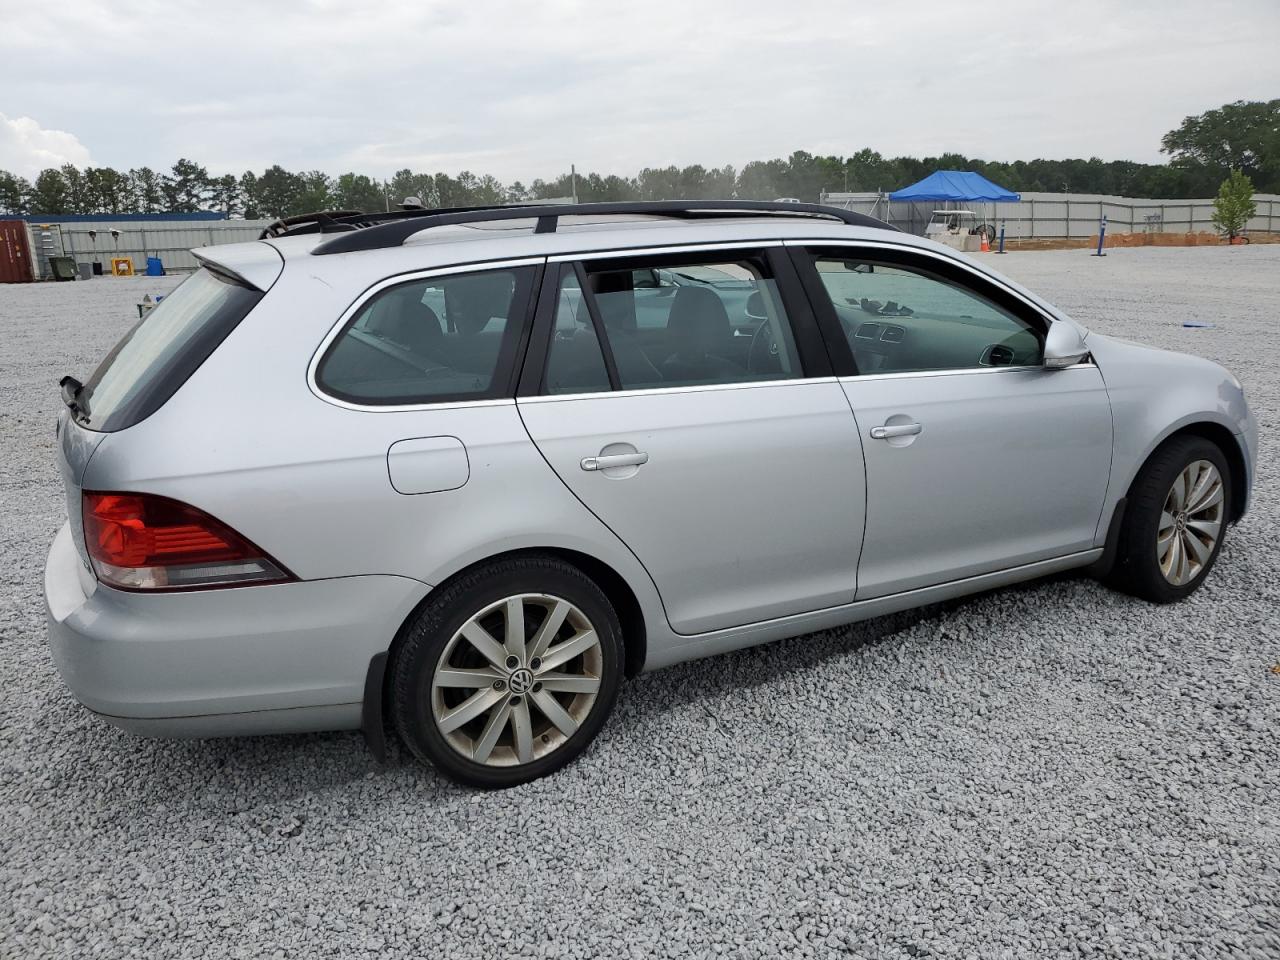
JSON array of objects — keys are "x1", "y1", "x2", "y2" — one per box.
[{"x1": 46, "y1": 201, "x2": 1255, "y2": 787}]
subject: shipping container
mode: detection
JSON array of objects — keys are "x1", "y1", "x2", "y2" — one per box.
[{"x1": 0, "y1": 220, "x2": 35, "y2": 283}]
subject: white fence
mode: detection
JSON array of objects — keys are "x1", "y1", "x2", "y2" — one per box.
[{"x1": 820, "y1": 191, "x2": 1280, "y2": 239}]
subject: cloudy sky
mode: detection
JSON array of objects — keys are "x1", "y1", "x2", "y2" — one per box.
[{"x1": 1, "y1": 0, "x2": 1276, "y2": 181}]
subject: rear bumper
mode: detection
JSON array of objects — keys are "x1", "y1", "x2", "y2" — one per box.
[{"x1": 44, "y1": 522, "x2": 430, "y2": 737}]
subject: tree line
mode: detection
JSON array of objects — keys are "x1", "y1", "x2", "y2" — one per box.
[{"x1": 1, "y1": 99, "x2": 1274, "y2": 219}]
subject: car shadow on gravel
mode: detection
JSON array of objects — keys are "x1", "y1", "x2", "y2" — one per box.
[{"x1": 619, "y1": 567, "x2": 1096, "y2": 711}]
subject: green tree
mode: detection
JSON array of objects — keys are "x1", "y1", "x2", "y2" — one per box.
[
  {"x1": 1211, "y1": 169, "x2": 1257, "y2": 240},
  {"x1": 164, "y1": 158, "x2": 211, "y2": 212},
  {"x1": 210, "y1": 174, "x2": 241, "y2": 217},
  {"x1": 130, "y1": 167, "x2": 165, "y2": 213},
  {"x1": 295, "y1": 170, "x2": 335, "y2": 213},
  {"x1": 84, "y1": 167, "x2": 133, "y2": 214},
  {"x1": 333, "y1": 172, "x2": 386, "y2": 212},
  {"x1": 28, "y1": 168, "x2": 70, "y2": 213},
  {"x1": 253, "y1": 165, "x2": 304, "y2": 218},
  {"x1": 239, "y1": 171, "x2": 262, "y2": 219},
  {"x1": 735, "y1": 158, "x2": 790, "y2": 199},
  {"x1": 388, "y1": 168, "x2": 434, "y2": 207},
  {"x1": 59, "y1": 163, "x2": 91, "y2": 213},
  {"x1": 1162, "y1": 99, "x2": 1280, "y2": 193},
  {"x1": 0, "y1": 170, "x2": 31, "y2": 214}
]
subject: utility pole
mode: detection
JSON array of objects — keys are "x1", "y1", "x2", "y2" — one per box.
[{"x1": 571, "y1": 164, "x2": 578, "y2": 204}]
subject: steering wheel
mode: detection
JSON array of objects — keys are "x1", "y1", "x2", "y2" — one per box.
[{"x1": 748, "y1": 321, "x2": 782, "y2": 375}]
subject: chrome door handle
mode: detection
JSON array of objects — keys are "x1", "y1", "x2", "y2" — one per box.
[
  {"x1": 581, "y1": 452, "x2": 649, "y2": 471},
  {"x1": 870, "y1": 422, "x2": 922, "y2": 440}
]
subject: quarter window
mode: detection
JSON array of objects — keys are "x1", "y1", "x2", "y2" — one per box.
[
  {"x1": 545, "y1": 255, "x2": 803, "y2": 393},
  {"x1": 810, "y1": 256, "x2": 1042, "y2": 374},
  {"x1": 317, "y1": 266, "x2": 536, "y2": 404}
]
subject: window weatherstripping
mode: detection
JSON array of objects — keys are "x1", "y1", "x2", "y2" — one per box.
[
  {"x1": 836, "y1": 362, "x2": 1094, "y2": 384},
  {"x1": 519, "y1": 375, "x2": 843, "y2": 405}
]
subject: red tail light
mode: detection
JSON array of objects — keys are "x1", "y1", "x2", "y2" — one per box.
[{"x1": 82, "y1": 492, "x2": 292, "y2": 590}]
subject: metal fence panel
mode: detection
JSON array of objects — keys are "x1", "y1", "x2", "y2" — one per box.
[
  {"x1": 53, "y1": 219, "x2": 271, "y2": 272},
  {"x1": 821, "y1": 191, "x2": 1280, "y2": 238}
]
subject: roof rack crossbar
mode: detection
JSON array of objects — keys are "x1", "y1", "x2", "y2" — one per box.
[
  {"x1": 302, "y1": 200, "x2": 896, "y2": 255},
  {"x1": 258, "y1": 210, "x2": 365, "y2": 239}
]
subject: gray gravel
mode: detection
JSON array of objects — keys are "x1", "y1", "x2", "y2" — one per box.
[{"x1": 2, "y1": 247, "x2": 1278, "y2": 959}]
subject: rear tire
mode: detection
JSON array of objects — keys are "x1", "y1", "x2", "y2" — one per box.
[
  {"x1": 1106, "y1": 435, "x2": 1231, "y2": 603},
  {"x1": 390, "y1": 555, "x2": 623, "y2": 788}
]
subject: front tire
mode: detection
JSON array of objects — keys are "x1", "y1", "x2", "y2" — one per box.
[
  {"x1": 1107, "y1": 435, "x2": 1231, "y2": 603},
  {"x1": 390, "y1": 555, "x2": 623, "y2": 788}
]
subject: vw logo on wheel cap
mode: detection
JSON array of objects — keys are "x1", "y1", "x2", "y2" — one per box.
[{"x1": 508, "y1": 667, "x2": 534, "y2": 695}]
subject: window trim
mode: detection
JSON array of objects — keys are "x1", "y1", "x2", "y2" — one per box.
[
  {"x1": 519, "y1": 375, "x2": 843, "y2": 405},
  {"x1": 572, "y1": 260, "x2": 623, "y2": 391},
  {"x1": 527, "y1": 243, "x2": 831, "y2": 398},
  {"x1": 308, "y1": 257, "x2": 544, "y2": 412},
  {"x1": 788, "y1": 240, "x2": 1058, "y2": 378}
]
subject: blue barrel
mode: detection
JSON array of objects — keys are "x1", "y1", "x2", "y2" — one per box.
[{"x1": 145, "y1": 257, "x2": 165, "y2": 276}]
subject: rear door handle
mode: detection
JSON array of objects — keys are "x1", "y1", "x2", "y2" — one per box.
[
  {"x1": 870, "y1": 422, "x2": 922, "y2": 440},
  {"x1": 581, "y1": 452, "x2": 649, "y2": 471}
]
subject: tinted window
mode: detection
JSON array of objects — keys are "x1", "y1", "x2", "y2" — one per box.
[
  {"x1": 317, "y1": 267, "x2": 535, "y2": 404},
  {"x1": 544, "y1": 272, "x2": 611, "y2": 394},
  {"x1": 77, "y1": 267, "x2": 263, "y2": 432},
  {"x1": 811, "y1": 257, "x2": 1042, "y2": 374},
  {"x1": 577, "y1": 256, "x2": 803, "y2": 391}
]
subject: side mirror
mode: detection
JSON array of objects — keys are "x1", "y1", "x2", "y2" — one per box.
[
  {"x1": 1043, "y1": 322, "x2": 1089, "y2": 369},
  {"x1": 745, "y1": 290, "x2": 767, "y2": 321}
]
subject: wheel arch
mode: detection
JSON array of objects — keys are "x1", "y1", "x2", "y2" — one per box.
[
  {"x1": 1126, "y1": 419, "x2": 1244, "y2": 527},
  {"x1": 387, "y1": 547, "x2": 649, "y2": 681},
  {"x1": 1137, "y1": 421, "x2": 1247, "y2": 524}
]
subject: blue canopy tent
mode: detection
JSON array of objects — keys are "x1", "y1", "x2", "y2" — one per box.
[
  {"x1": 889, "y1": 170, "x2": 1020, "y2": 203},
  {"x1": 887, "y1": 170, "x2": 1020, "y2": 245}
]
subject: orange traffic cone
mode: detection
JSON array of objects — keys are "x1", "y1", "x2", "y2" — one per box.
[{"x1": 980, "y1": 234, "x2": 990, "y2": 252}]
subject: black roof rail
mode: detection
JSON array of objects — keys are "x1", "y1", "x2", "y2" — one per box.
[
  {"x1": 260, "y1": 202, "x2": 577, "y2": 242},
  {"x1": 304, "y1": 200, "x2": 896, "y2": 256}
]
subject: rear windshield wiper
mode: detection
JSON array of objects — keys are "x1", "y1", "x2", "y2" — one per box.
[{"x1": 60, "y1": 376, "x2": 88, "y2": 420}]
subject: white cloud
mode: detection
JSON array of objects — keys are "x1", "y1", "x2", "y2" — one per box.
[{"x1": 0, "y1": 113, "x2": 92, "y2": 179}]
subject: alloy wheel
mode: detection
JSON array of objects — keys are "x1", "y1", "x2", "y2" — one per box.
[
  {"x1": 1157, "y1": 459, "x2": 1224, "y2": 586},
  {"x1": 430, "y1": 594, "x2": 602, "y2": 766}
]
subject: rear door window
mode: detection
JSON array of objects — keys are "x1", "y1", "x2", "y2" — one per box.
[
  {"x1": 316, "y1": 266, "x2": 537, "y2": 404},
  {"x1": 547, "y1": 253, "x2": 804, "y2": 392},
  {"x1": 76, "y1": 267, "x2": 263, "y2": 432}
]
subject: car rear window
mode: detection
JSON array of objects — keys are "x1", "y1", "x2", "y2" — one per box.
[{"x1": 76, "y1": 267, "x2": 263, "y2": 432}]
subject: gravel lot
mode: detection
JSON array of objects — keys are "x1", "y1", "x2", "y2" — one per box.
[{"x1": 2, "y1": 246, "x2": 1277, "y2": 959}]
